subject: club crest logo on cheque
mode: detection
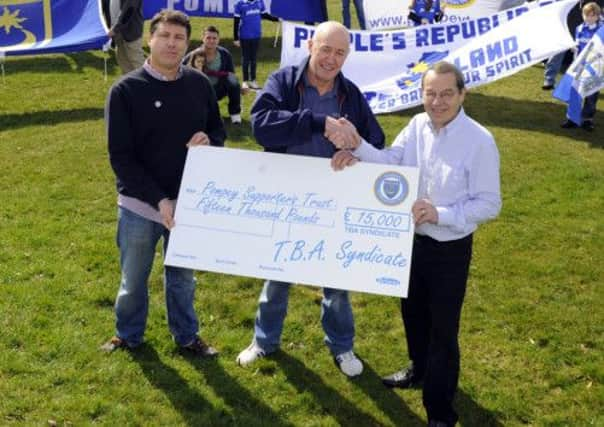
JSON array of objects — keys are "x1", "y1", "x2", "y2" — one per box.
[{"x1": 374, "y1": 172, "x2": 409, "y2": 206}]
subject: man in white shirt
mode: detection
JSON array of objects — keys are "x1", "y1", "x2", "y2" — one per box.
[{"x1": 331, "y1": 61, "x2": 501, "y2": 427}]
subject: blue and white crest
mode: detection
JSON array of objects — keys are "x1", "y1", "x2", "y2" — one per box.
[{"x1": 374, "y1": 172, "x2": 408, "y2": 206}]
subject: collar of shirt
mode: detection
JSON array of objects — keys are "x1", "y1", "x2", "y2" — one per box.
[
  {"x1": 302, "y1": 72, "x2": 339, "y2": 100},
  {"x1": 426, "y1": 107, "x2": 466, "y2": 137},
  {"x1": 143, "y1": 59, "x2": 184, "y2": 81}
]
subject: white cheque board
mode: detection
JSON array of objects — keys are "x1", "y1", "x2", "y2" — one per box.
[{"x1": 165, "y1": 146, "x2": 419, "y2": 297}]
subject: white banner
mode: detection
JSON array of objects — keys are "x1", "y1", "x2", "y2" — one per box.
[
  {"x1": 280, "y1": 0, "x2": 576, "y2": 114},
  {"x1": 363, "y1": 0, "x2": 526, "y2": 31},
  {"x1": 165, "y1": 147, "x2": 419, "y2": 298}
]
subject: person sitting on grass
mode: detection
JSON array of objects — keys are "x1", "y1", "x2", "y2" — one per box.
[{"x1": 184, "y1": 26, "x2": 244, "y2": 124}]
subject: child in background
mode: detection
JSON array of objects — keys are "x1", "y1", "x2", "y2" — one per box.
[
  {"x1": 561, "y1": 1, "x2": 603, "y2": 132},
  {"x1": 189, "y1": 47, "x2": 207, "y2": 73},
  {"x1": 233, "y1": 0, "x2": 277, "y2": 90}
]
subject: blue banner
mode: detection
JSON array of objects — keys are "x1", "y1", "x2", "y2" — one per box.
[
  {"x1": 143, "y1": 0, "x2": 325, "y2": 22},
  {"x1": 0, "y1": 0, "x2": 108, "y2": 56}
]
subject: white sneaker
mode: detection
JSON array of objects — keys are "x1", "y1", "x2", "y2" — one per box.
[
  {"x1": 335, "y1": 350, "x2": 363, "y2": 377},
  {"x1": 236, "y1": 342, "x2": 266, "y2": 366},
  {"x1": 231, "y1": 114, "x2": 242, "y2": 124},
  {"x1": 249, "y1": 80, "x2": 261, "y2": 90}
]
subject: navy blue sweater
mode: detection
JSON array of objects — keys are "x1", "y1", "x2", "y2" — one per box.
[{"x1": 106, "y1": 67, "x2": 226, "y2": 208}]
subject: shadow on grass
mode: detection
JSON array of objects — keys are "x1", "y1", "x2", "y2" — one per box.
[
  {"x1": 131, "y1": 344, "x2": 221, "y2": 426},
  {"x1": 353, "y1": 361, "x2": 425, "y2": 426},
  {"x1": 182, "y1": 356, "x2": 294, "y2": 427},
  {"x1": 456, "y1": 388, "x2": 504, "y2": 427},
  {"x1": 0, "y1": 108, "x2": 104, "y2": 131},
  {"x1": 4, "y1": 51, "x2": 112, "y2": 74},
  {"x1": 274, "y1": 351, "x2": 386, "y2": 426},
  {"x1": 464, "y1": 92, "x2": 603, "y2": 149}
]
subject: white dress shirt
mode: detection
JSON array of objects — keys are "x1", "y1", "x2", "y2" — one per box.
[{"x1": 354, "y1": 108, "x2": 501, "y2": 241}]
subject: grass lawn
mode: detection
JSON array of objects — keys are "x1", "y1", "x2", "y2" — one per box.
[{"x1": 0, "y1": 2, "x2": 602, "y2": 425}]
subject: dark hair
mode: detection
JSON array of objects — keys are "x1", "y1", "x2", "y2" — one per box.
[
  {"x1": 149, "y1": 10, "x2": 192, "y2": 39},
  {"x1": 421, "y1": 61, "x2": 465, "y2": 92},
  {"x1": 204, "y1": 25, "x2": 220, "y2": 36},
  {"x1": 190, "y1": 47, "x2": 207, "y2": 69}
]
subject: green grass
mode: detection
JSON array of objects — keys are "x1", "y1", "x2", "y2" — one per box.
[{"x1": 1, "y1": 2, "x2": 603, "y2": 425}]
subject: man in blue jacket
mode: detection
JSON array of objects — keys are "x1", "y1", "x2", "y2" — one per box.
[{"x1": 236, "y1": 21, "x2": 385, "y2": 377}]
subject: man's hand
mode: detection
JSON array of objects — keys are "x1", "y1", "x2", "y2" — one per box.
[
  {"x1": 107, "y1": 29, "x2": 115, "y2": 38},
  {"x1": 325, "y1": 117, "x2": 361, "y2": 150},
  {"x1": 412, "y1": 199, "x2": 438, "y2": 226},
  {"x1": 158, "y1": 198, "x2": 175, "y2": 230},
  {"x1": 186, "y1": 131, "x2": 210, "y2": 147},
  {"x1": 233, "y1": 40, "x2": 241, "y2": 48},
  {"x1": 331, "y1": 150, "x2": 359, "y2": 171}
]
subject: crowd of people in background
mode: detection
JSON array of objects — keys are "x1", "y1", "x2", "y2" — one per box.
[{"x1": 101, "y1": 0, "x2": 451, "y2": 87}]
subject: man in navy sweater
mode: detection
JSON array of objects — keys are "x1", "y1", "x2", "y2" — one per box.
[
  {"x1": 236, "y1": 21, "x2": 385, "y2": 377},
  {"x1": 102, "y1": 10, "x2": 226, "y2": 356}
]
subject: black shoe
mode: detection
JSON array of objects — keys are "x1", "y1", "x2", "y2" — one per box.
[
  {"x1": 428, "y1": 420, "x2": 450, "y2": 427},
  {"x1": 180, "y1": 336, "x2": 219, "y2": 358},
  {"x1": 561, "y1": 119, "x2": 578, "y2": 129},
  {"x1": 541, "y1": 83, "x2": 554, "y2": 90},
  {"x1": 581, "y1": 120, "x2": 594, "y2": 132},
  {"x1": 382, "y1": 366, "x2": 423, "y2": 388}
]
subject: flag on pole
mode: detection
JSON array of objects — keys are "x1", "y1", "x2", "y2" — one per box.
[
  {"x1": 0, "y1": 0, "x2": 108, "y2": 56},
  {"x1": 553, "y1": 25, "x2": 604, "y2": 125}
]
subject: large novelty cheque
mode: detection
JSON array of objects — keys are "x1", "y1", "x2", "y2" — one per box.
[{"x1": 165, "y1": 147, "x2": 419, "y2": 297}]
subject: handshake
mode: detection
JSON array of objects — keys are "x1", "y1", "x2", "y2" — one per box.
[{"x1": 324, "y1": 116, "x2": 362, "y2": 151}]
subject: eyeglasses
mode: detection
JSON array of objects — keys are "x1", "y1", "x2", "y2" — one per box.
[{"x1": 423, "y1": 89, "x2": 458, "y2": 101}]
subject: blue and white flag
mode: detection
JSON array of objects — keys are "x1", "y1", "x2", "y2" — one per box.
[
  {"x1": 281, "y1": 0, "x2": 577, "y2": 114},
  {"x1": 0, "y1": 0, "x2": 108, "y2": 56},
  {"x1": 553, "y1": 25, "x2": 604, "y2": 125},
  {"x1": 144, "y1": 0, "x2": 326, "y2": 22}
]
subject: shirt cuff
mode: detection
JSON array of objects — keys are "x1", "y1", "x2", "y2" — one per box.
[
  {"x1": 352, "y1": 139, "x2": 373, "y2": 159},
  {"x1": 436, "y1": 206, "x2": 456, "y2": 227}
]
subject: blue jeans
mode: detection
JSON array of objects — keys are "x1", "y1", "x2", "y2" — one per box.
[
  {"x1": 543, "y1": 51, "x2": 565, "y2": 86},
  {"x1": 253, "y1": 280, "x2": 355, "y2": 356},
  {"x1": 342, "y1": 0, "x2": 366, "y2": 30},
  {"x1": 114, "y1": 207, "x2": 199, "y2": 347},
  {"x1": 213, "y1": 75, "x2": 241, "y2": 115}
]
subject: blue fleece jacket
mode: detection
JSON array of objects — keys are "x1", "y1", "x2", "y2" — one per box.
[{"x1": 250, "y1": 57, "x2": 385, "y2": 158}]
